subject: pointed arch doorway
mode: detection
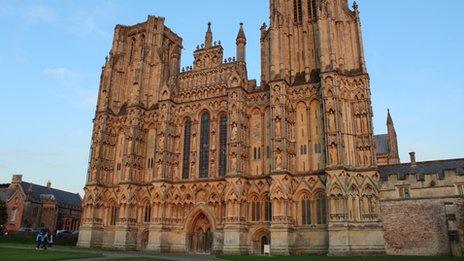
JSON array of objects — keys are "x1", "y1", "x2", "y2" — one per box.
[{"x1": 188, "y1": 212, "x2": 213, "y2": 254}]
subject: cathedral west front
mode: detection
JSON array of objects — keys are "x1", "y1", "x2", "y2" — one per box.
[{"x1": 77, "y1": 0, "x2": 464, "y2": 256}]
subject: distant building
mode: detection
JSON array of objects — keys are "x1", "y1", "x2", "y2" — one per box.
[
  {"x1": 379, "y1": 154, "x2": 464, "y2": 256},
  {"x1": 374, "y1": 110, "x2": 400, "y2": 166},
  {"x1": 0, "y1": 175, "x2": 82, "y2": 232}
]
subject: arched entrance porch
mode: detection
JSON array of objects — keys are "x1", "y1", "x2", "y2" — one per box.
[
  {"x1": 252, "y1": 228, "x2": 271, "y2": 255},
  {"x1": 186, "y1": 211, "x2": 214, "y2": 254},
  {"x1": 137, "y1": 229, "x2": 149, "y2": 251}
]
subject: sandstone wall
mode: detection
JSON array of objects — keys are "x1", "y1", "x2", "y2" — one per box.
[{"x1": 381, "y1": 198, "x2": 463, "y2": 256}]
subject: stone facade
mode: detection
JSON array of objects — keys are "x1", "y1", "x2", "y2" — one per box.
[
  {"x1": 0, "y1": 175, "x2": 82, "y2": 232},
  {"x1": 379, "y1": 157, "x2": 464, "y2": 256},
  {"x1": 78, "y1": 0, "x2": 386, "y2": 255}
]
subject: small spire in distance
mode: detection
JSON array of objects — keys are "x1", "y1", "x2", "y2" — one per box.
[{"x1": 387, "y1": 109, "x2": 394, "y2": 125}]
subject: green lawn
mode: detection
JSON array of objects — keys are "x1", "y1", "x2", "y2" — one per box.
[
  {"x1": 0, "y1": 247, "x2": 103, "y2": 261},
  {"x1": 219, "y1": 256, "x2": 460, "y2": 261}
]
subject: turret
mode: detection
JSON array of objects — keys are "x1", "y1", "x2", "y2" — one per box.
[{"x1": 236, "y1": 23, "x2": 247, "y2": 62}]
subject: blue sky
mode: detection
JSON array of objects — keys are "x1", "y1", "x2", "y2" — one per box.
[{"x1": 0, "y1": 0, "x2": 463, "y2": 194}]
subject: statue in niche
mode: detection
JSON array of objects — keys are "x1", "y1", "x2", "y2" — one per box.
[
  {"x1": 210, "y1": 160, "x2": 216, "y2": 176},
  {"x1": 157, "y1": 164, "x2": 162, "y2": 178},
  {"x1": 329, "y1": 144, "x2": 338, "y2": 165},
  {"x1": 275, "y1": 150, "x2": 282, "y2": 170},
  {"x1": 190, "y1": 162, "x2": 195, "y2": 177},
  {"x1": 231, "y1": 123, "x2": 238, "y2": 141},
  {"x1": 175, "y1": 139, "x2": 180, "y2": 154},
  {"x1": 328, "y1": 111, "x2": 336, "y2": 131},
  {"x1": 192, "y1": 134, "x2": 197, "y2": 150},
  {"x1": 158, "y1": 135, "x2": 165, "y2": 150},
  {"x1": 230, "y1": 153, "x2": 237, "y2": 172},
  {"x1": 275, "y1": 118, "x2": 282, "y2": 137}
]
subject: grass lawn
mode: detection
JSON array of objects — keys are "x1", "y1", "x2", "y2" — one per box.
[
  {"x1": 219, "y1": 256, "x2": 461, "y2": 261},
  {"x1": 0, "y1": 247, "x2": 103, "y2": 261}
]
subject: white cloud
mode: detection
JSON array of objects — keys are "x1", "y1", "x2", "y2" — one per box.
[
  {"x1": 43, "y1": 67, "x2": 96, "y2": 108},
  {"x1": 24, "y1": 5, "x2": 56, "y2": 24},
  {"x1": 43, "y1": 67, "x2": 78, "y2": 83}
]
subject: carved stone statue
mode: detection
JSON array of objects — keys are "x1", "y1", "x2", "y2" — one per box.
[
  {"x1": 230, "y1": 153, "x2": 237, "y2": 172},
  {"x1": 231, "y1": 123, "x2": 238, "y2": 141},
  {"x1": 275, "y1": 118, "x2": 282, "y2": 137},
  {"x1": 275, "y1": 150, "x2": 282, "y2": 170}
]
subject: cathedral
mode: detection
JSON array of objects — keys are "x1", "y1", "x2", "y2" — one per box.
[{"x1": 77, "y1": 0, "x2": 463, "y2": 256}]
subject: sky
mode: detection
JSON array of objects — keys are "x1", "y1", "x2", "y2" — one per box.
[{"x1": 0, "y1": 0, "x2": 463, "y2": 195}]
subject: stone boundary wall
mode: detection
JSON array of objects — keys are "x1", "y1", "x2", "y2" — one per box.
[{"x1": 381, "y1": 197, "x2": 463, "y2": 256}]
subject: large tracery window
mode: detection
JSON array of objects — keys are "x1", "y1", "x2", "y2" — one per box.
[
  {"x1": 218, "y1": 114, "x2": 228, "y2": 177},
  {"x1": 301, "y1": 194, "x2": 312, "y2": 225},
  {"x1": 199, "y1": 111, "x2": 211, "y2": 178},
  {"x1": 182, "y1": 119, "x2": 192, "y2": 180}
]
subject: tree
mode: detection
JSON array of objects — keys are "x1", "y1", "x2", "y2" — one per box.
[{"x1": 0, "y1": 200, "x2": 7, "y2": 225}]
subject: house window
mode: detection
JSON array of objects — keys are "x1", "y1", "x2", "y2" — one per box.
[
  {"x1": 199, "y1": 112, "x2": 211, "y2": 178},
  {"x1": 301, "y1": 195, "x2": 311, "y2": 225},
  {"x1": 182, "y1": 119, "x2": 192, "y2": 180},
  {"x1": 399, "y1": 187, "x2": 411, "y2": 199},
  {"x1": 218, "y1": 115, "x2": 228, "y2": 177},
  {"x1": 10, "y1": 208, "x2": 17, "y2": 223}
]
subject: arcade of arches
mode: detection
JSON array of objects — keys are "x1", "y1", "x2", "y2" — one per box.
[{"x1": 78, "y1": 0, "x2": 386, "y2": 256}]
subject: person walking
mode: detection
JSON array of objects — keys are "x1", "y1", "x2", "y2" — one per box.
[
  {"x1": 36, "y1": 232, "x2": 43, "y2": 250},
  {"x1": 42, "y1": 232, "x2": 49, "y2": 250}
]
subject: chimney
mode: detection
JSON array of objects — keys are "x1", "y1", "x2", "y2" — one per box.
[
  {"x1": 46, "y1": 180, "x2": 51, "y2": 189},
  {"x1": 409, "y1": 152, "x2": 417, "y2": 166},
  {"x1": 11, "y1": 174, "x2": 23, "y2": 185}
]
